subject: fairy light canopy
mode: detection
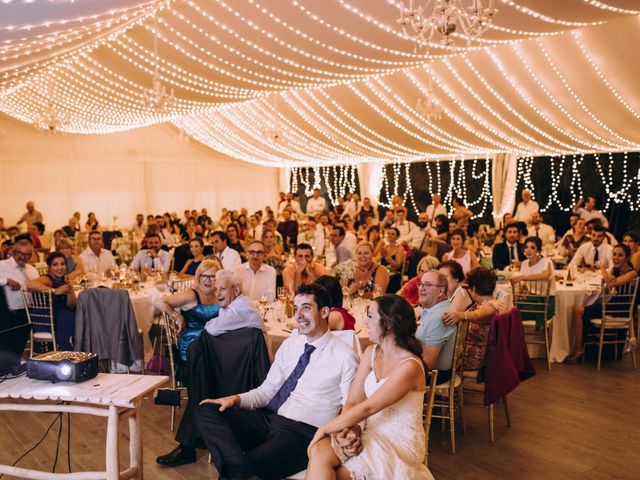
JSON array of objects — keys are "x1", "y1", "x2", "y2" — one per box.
[{"x1": 1, "y1": 0, "x2": 640, "y2": 166}]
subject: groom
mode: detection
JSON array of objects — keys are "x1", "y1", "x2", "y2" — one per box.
[{"x1": 195, "y1": 283, "x2": 358, "y2": 480}]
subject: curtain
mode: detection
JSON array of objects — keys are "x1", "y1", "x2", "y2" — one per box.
[
  {"x1": 491, "y1": 153, "x2": 518, "y2": 227},
  {"x1": 357, "y1": 161, "x2": 384, "y2": 206}
]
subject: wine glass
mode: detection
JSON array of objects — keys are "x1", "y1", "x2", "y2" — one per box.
[
  {"x1": 258, "y1": 293, "x2": 271, "y2": 321},
  {"x1": 357, "y1": 280, "x2": 366, "y2": 300},
  {"x1": 373, "y1": 283, "x2": 384, "y2": 299}
]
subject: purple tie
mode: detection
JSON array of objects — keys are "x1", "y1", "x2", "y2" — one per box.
[{"x1": 266, "y1": 343, "x2": 316, "y2": 414}]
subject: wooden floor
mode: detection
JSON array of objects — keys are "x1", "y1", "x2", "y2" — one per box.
[{"x1": 0, "y1": 355, "x2": 638, "y2": 479}]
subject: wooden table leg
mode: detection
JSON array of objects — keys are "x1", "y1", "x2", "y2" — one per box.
[
  {"x1": 106, "y1": 405, "x2": 120, "y2": 480},
  {"x1": 129, "y1": 401, "x2": 143, "y2": 479}
]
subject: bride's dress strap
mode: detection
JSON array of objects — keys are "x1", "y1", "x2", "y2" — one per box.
[{"x1": 393, "y1": 356, "x2": 425, "y2": 375}]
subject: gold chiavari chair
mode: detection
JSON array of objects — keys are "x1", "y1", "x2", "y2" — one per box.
[
  {"x1": 170, "y1": 278, "x2": 193, "y2": 294},
  {"x1": 427, "y1": 320, "x2": 469, "y2": 454},
  {"x1": 423, "y1": 369, "x2": 438, "y2": 467},
  {"x1": 160, "y1": 311, "x2": 186, "y2": 431},
  {"x1": 583, "y1": 278, "x2": 638, "y2": 371},
  {"x1": 21, "y1": 290, "x2": 56, "y2": 355},
  {"x1": 462, "y1": 370, "x2": 511, "y2": 443},
  {"x1": 512, "y1": 278, "x2": 553, "y2": 370},
  {"x1": 35, "y1": 264, "x2": 49, "y2": 276}
]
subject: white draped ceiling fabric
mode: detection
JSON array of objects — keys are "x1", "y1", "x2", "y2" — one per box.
[{"x1": 2, "y1": 0, "x2": 640, "y2": 216}]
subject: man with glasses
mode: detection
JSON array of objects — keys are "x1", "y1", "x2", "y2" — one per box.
[
  {"x1": 233, "y1": 240, "x2": 276, "y2": 301},
  {"x1": 0, "y1": 238, "x2": 39, "y2": 327},
  {"x1": 416, "y1": 270, "x2": 457, "y2": 385},
  {"x1": 79, "y1": 231, "x2": 116, "y2": 275}
]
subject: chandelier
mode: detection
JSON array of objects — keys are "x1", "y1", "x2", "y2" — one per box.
[
  {"x1": 34, "y1": 100, "x2": 69, "y2": 133},
  {"x1": 397, "y1": 0, "x2": 498, "y2": 47},
  {"x1": 143, "y1": 21, "x2": 176, "y2": 114},
  {"x1": 416, "y1": 66, "x2": 444, "y2": 120},
  {"x1": 264, "y1": 93, "x2": 288, "y2": 145}
]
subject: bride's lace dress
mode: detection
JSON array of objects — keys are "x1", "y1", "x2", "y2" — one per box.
[{"x1": 339, "y1": 346, "x2": 434, "y2": 480}]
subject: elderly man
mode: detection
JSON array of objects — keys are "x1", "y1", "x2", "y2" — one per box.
[
  {"x1": 573, "y1": 196, "x2": 609, "y2": 229},
  {"x1": 233, "y1": 240, "x2": 277, "y2": 301},
  {"x1": 282, "y1": 243, "x2": 327, "y2": 295},
  {"x1": 425, "y1": 193, "x2": 447, "y2": 226},
  {"x1": 0, "y1": 239, "x2": 39, "y2": 327},
  {"x1": 306, "y1": 188, "x2": 327, "y2": 217},
  {"x1": 62, "y1": 217, "x2": 80, "y2": 238},
  {"x1": 130, "y1": 233, "x2": 171, "y2": 273},
  {"x1": 79, "y1": 231, "x2": 116, "y2": 275},
  {"x1": 568, "y1": 225, "x2": 613, "y2": 271},
  {"x1": 514, "y1": 189, "x2": 539, "y2": 225},
  {"x1": 527, "y1": 212, "x2": 556, "y2": 246},
  {"x1": 195, "y1": 283, "x2": 358, "y2": 479},
  {"x1": 16, "y1": 201, "x2": 43, "y2": 230},
  {"x1": 157, "y1": 270, "x2": 269, "y2": 469},
  {"x1": 329, "y1": 226, "x2": 354, "y2": 266},
  {"x1": 416, "y1": 271, "x2": 457, "y2": 385},
  {"x1": 210, "y1": 231, "x2": 242, "y2": 271}
]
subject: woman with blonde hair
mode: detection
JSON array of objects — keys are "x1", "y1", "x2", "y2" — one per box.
[
  {"x1": 398, "y1": 255, "x2": 440, "y2": 306},
  {"x1": 349, "y1": 241, "x2": 390, "y2": 299}
]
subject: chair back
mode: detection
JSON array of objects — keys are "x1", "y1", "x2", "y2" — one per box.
[
  {"x1": 423, "y1": 369, "x2": 438, "y2": 467},
  {"x1": 75, "y1": 232, "x2": 89, "y2": 254},
  {"x1": 451, "y1": 320, "x2": 470, "y2": 378},
  {"x1": 602, "y1": 277, "x2": 639, "y2": 321},
  {"x1": 162, "y1": 311, "x2": 180, "y2": 349},
  {"x1": 21, "y1": 290, "x2": 56, "y2": 348},
  {"x1": 512, "y1": 278, "x2": 551, "y2": 323},
  {"x1": 36, "y1": 264, "x2": 49, "y2": 276},
  {"x1": 332, "y1": 329, "x2": 363, "y2": 359},
  {"x1": 171, "y1": 278, "x2": 193, "y2": 294}
]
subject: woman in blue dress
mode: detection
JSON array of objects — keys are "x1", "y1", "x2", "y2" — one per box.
[
  {"x1": 155, "y1": 258, "x2": 222, "y2": 385},
  {"x1": 178, "y1": 237, "x2": 205, "y2": 278},
  {"x1": 27, "y1": 252, "x2": 77, "y2": 351}
]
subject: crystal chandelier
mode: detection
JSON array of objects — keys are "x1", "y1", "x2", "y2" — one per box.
[
  {"x1": 397, "y1": 0, "x2": 498, "y2": 47},
  {"x1": 143, "y1": 21, "x2": 176, "y2": 114},
  {"x1": 264, "y1": 93, "x2": 288, "y2": 145},
  {"x1": 34, "y1": 100, "x2": 69, "y2": 133},
  {"x1": 416, "y1": 66, "x2": 444, "y2": 120}
]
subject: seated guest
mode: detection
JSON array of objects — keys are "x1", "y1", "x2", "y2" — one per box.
[
  {"x1": 439, "y1": 260, "x2": 472, "y2": 312},
  {"x1": 297, "y1": 217, "x2": 324, "y2": 256},
  {"x1": 622, "y1": 231, "x2": 640, "y2": 271},
  {"x1": 464, "y1": 223, "x2": 481, "y2": 255},
  {"x1": 306, "y1": 188, "x2": 327, "y2": 217},
  {"x1": 130, "y1": 233, "x2": 171, "y2": 273},
  {"x1": 568, "y1": 225, "x2": 613, "y2": 271},
  {"x1": 380, "y1": 209, "x2": 395, "y2": 230},
  {"x1": 586, "y1": 218, "x2": 618, "y2": 246},
  {"x1": 560, "y1": 217, "x2": 589, "y2": 259},
  {"x1": 451, "y1": 197, "x2": 473, "y2": 229},
  {"x1": 233, "y1": 240, "x2": 277, "y2": 301},
  {"x1": 79, "y1": 231, "x2": 116, "y2": 276},
  {"x1": 330, "y1": 226, "x2": 354, "y2": 266},
  {"x1": 226, "y1": 223, "x2": 247, "y2": 261},
  {"x1": 85, "y1": 212, "x2": 99, "y2": 231},
  {"x1": 196, "y1": 284, "x2": 358, "y2": 479},
  {"x1": 442, "y1": 229, "x2": 480, "y2": 275},
  {"x1": 391, "y1": 207, "x2": 417, "y2": 245},
  {"x1": 443, "y1": 268, "x2": 508, "y2": 371},
  {"x1": 29, "y1": 222, "x2": 44, "y2": 252},
  {"x1": 573, "y1": 196, "x2": 609, "y2": 228},
  {"x1": 417, "y1": 271, "x2": 457, "y2": 385},
  {"x1": 179, "y1": 238, "x2": 205, "y2": 278},
  {"x1": 335, "y1": 219, "x2": 358, "y2": 251},
  {"x1": 154, "y1": 259, "x2": 221, "y2": 384},
  {"x1": 567, "y1": 244, "x2": 637, "y2": 363},
  {"x1": 366, "y1": 225, "x2": 383, "y2": 261},
  {"x1": 131, "y1": 213, "x2": 146, "y2": 237},
  {"x1": 398, "y1": 255, "x2": 439, "y2": 306},
  {"x1": 492, "y1": 223, "x2": 524, "y2": 270},
  {"x1": 262, "y1": 229, "x2": 284, "y2": 273},
  {"x1": 380, "y1": 227, "x2": 405, "y2": 292},
  {"x1": 156, "y1": 270, "x2": 269, "y2": 469},
  {"x1": 353, "y1": 197, "x2": 377, "y2": 229},
  {"x1": 314, "y1": 275, "x2": 356, "y2": 330},
  {"x1": 209, "y1": 231, "x2": 242, "y2": 271},
  {"x1": 306, "y1": 294, "x2": 431, "y2": 480},
  {"x1": 527, "y1": 212, "x2": 555, "y2": 246},
  {"x1": 277, "y1": 208, "x2": 299, "y2": 252},
  {"x1": 432, "y1": 214, "x2": 451, "y2": 245},
  {"x1": 56, "y1": 238, "x2": 84, "y2": 281},
  {"x1": 348, "y1": 241, "x2": 390, "y2": 300},
  {"x1": 157, "y1": 215, "x2": 176, "y2": 247},
  {"x1": 245, "y1": 215, "x2": 263, "y2": 243},
  {"x1": 282, "y1": 243, "x2": 326, "y2": 295},
  {"x1": 492, "y1": 213, "x2": 513, "y2": 246},
  {"x1": 511, "y1": 236, "x2": 554, "y2": 283},
  {"x1": 0, "y1": 238, "x2": 39, "y2": 327},
  {"x1": 1, "y1": 239, "x2": 13, "y2": 260},
  {"x1": 356, "y1": 215, "x2": 375, "y2": 241},
  {"x1": 26, "y1": 252, "x2": 76, "y2": 350},
  {"x1": 62, "y1": 216, "x2": 80, "y2": 238}
]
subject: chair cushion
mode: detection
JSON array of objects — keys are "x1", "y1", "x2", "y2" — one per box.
[
  {"x1": 433, "y1": 373, "x2": 461, "y2": 393},
  {"x1": 590, "y1": 318, "x2": 629, "y2": 328},
  {"x1": 33, "y1": 332, "x2": 53, "y2": 340}
]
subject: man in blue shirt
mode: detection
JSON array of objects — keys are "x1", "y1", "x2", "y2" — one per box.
[{"x1": 416, "y1": 271, "x2": 457, "y2": 384}]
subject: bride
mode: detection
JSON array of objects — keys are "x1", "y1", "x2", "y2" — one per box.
[{"x1": 306, "y1": 295, "x2": 433, "y2": 480}]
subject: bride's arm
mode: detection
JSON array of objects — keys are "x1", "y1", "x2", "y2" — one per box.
[{"x1": 341, "y1": 345, "x2": 374, "y2": 413}]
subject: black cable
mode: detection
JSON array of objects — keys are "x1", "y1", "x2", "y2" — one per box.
[
  {"x1": 52, "y1": 412, "x2": 63, "y2": 473},
  {"x1": 67, "y1": 412, "x2": 72, "y2": 473},
  {"x1": 0, "y1": 412, "x2": 61, "y2": 480}
]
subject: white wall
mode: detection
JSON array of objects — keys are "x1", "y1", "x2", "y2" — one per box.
[{"x1": 0, "y1": 114, "x2": 279, "y2": 230}]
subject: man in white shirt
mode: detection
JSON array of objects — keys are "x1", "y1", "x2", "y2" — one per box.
[
  {"x1": 278, "y1": 193, "x2": 303, "y2": 219},
  {"x1": 334, "y1": 220, "x2": 357, "y2": 251},
  {"x1": 210, "y1": 231, "x2": 242, "y2": 271},
  {"x1": 233, "y1": 240, "x2": 277, "y2": 301},
  {"x1": 569, "y1": 225, "x2": 613, "y2": 270},
  {"x1": 329, "y1": 226, "x2": 354, "y2": 266},
  {"x1": 411, "y1": 212, "x2": 439, "y2": 251},
  {"x1": 245, "y1": 215, "x2": 263, "y2": 243},
  {"x1": 392, "y1": 208, "x2": 418, "y2": 245},
  {"x1": 130, "y1": 213, "x2": 146, "y2": 236},
  {"x1": 573, "y1": 196, "x2": 609, "y2": 229},
  {"x1": 16, "y1": 201, "x2": 43, "y2": 231},
  {"x1": 305, "y1": 188, "x2": 327, "y2": 217},
  {"x1": 0, "y1": 238, "x2": 39, "y2": 327},
  {"x1": 514, "y1": 189, "x2": 539, "y2": 225},
  {"x1": 79, "y1": 231, "x2": 116, "y2": 275},
  {"x1": 194, "y1": 283, "x2": 358, "y2": 479},
  {"x1": 129, "y1": 233, "x2": 171, "y2": 273},
  {"x1": 297, "y1": 217, "x2": 325, "y2": 256},
  {"x1": 341, "y1": 193, "x2": 360, "y2": 220},
  {"x1": 527, "y1": 212, "x2": 556, "y2": 246},
  {"x1": 425, "y1": 193, "x2": 448, "y2": 226}
]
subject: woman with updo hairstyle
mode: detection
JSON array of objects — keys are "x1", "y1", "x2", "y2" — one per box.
[{"x1": 306, "y1": 294, "x2": 433, "y2": 480}]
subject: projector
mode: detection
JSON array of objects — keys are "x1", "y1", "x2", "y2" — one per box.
[{"x1": 27, "y1": 351, "x2": 99, "y2": 383}]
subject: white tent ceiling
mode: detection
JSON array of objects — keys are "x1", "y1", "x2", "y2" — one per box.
[{"x1": 2, "y1": 0, "x2": 640, "y2": 166}]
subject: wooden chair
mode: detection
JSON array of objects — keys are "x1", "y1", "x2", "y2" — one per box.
[
  {"x1": 423, "y1": 369, "x2": 438, "y2": 467},
  {"x1": 427, "y1": 320, "x2": 469, "y2": 454},
  {"x1": 160, "y1": 311, "x2": 186, "y2": 431},
  {"x1": 170, "y1": 278, "x2": 193, "y2": 294},
  {"x1": 462, "y1": 370, "x2": 511, "y2": 443},
  {"x1": 21, "y1": 290, "x2": 56, "y2": 355},
  {"x1": 512, "y1": 278, "x2": 553, "y2": 370},
  {"x1": 583, "y1": 278, "x2": 638, "y2": 371}
]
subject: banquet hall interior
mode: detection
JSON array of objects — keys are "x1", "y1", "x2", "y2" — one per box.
[{"x1": 1, "y1": 1, "x2": 640, "y2": 479}]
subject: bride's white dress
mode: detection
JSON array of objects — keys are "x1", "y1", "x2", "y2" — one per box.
[{"x1": 339, "y1": 346, "x2": 434, "y2": 480}]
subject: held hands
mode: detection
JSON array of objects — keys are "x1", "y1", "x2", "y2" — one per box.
[
  {"x1": 336, "y1": 425, "x2": 362, "y2": 457},
  {"x1": 199, "y1": 394, "x2": 240, "y2": 412},
  {"x1": 442, "y1": 311, "x2": 464, "y2": 326}
]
